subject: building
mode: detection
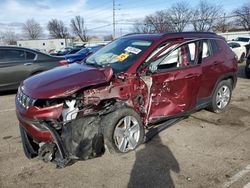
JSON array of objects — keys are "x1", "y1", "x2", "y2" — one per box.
[
  {"x1": 217, "y1": 31, "x2": 250, "y2": 41},
  {"x1": 17, "y1": 38, "x2": 73, "y2": 53}
]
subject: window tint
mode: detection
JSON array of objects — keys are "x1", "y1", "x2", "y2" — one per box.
[
  {"x1": 229, "y1": 42, "x2": 240, "y2": 48},
  {"x1": 0, "y1": 49, "x2": 25, "y2": 62},
  {"x1": 211, "y1": 40, "x2": 220, "y2": 53},
  {"x1": 26, "y1": 51, "x2": 36, "y2": 60}
]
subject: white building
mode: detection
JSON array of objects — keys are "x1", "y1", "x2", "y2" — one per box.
[
  {"x1": 17, "y1": 38, "x2": 73, "y2": 53},
  {"x1": 217, "y1": 31, "x2": 250, "y2": 41}
]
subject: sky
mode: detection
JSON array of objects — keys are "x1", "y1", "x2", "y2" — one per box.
[{"x1": 0, "y1": 0, "x2": 249, "y2": 38}]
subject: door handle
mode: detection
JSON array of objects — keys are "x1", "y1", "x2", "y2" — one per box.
[{"x1": 24, "y1": 63, "x2": 33, "y2": 66}]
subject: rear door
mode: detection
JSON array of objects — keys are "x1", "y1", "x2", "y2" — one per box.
[
  {"x1": 0, "y1": 49, "x2": 36, "y2": 89},
  {"x1": 198, "y1": 39, "x2": 224, "y2": 99},
  {"x1": 143, "y1": 40, "x2": 202, "y2": 122}
]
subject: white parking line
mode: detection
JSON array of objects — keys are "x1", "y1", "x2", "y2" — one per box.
[
  {"x1": 0, "y1": 108, "x2": 15, "y2": 113},
  {"x1": 224, "y1": 164, "x2": 250, "y2": 187},
  {"x1": 243, "y1": 182, "x2": 250, "y2": 188}
]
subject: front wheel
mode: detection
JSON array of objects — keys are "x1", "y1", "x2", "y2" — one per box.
[
  {"x1": 102, "y1": 107, "x2": 145, "y2": 153},
  {"x1": 208, "y1": 80, "x2": 232, "y2": 113}
]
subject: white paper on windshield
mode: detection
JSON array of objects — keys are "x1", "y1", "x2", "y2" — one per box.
[{"x1": 125, "y1": 46, "x2": 142, "y2": 54}]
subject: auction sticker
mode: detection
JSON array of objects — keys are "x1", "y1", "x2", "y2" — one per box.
[
  {"x1": 117, "y1": 53, "x2": 129, "y2": 62},
  {"x1": 125, "y1": 46, "x2": 142, "y2": 54}
]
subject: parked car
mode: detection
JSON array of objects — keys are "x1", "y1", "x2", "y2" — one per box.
[
  {"x1": 50, "y1": 46, "x2": 84, "y2": 56},
  {"x1": 228, "y1": 41, "x2": 247, "y2": 63},
  {"x1": 0, "y1": 46, "x2": 65, "y2": 91},
  {"x1": 16, "y1": 32, "x2": 237, "y2": 167},
  {"x1": 59, "y1": 45, "x2": 104, "y2": 65},
  {"x1": 232, "y1": 36, "x2": 250, "y2": 45},
  {"x1": 245, "y1": 52, "x2": 250, "y2": 78}
]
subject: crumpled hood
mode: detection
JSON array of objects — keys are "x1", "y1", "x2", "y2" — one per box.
[{"x1": 22, "y1": 63, "x2": 113, "y2": 99}]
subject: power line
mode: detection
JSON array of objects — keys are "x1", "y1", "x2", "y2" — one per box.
[{"x1": 113, "y1": 0, "x2": 116, "y2": 38}]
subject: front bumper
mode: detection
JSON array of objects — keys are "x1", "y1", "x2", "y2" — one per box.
[
  {"x1": 16, "y1": 97, "x2": 71, "y2": 166},
  {"x1": 16, "y1": 97, "x2": 63, "y2": 142}
]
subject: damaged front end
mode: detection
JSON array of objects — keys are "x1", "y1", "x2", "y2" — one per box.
[
  {"x1": 17, "y1": 93, "x2": 106, "y2": 167},
  {"x1": 15, "y1": 64, "x2": 119, "y2": 167}
]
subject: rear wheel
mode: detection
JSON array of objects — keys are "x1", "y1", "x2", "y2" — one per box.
[
  {"x1": 102, "y1": 107, "x2": 144, "y2": 153},
  {"x1": 208, "y1": 80, "x2": 232, "y2": 113}
]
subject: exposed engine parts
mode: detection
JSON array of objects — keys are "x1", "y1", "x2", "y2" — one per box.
[{"x1": 62, "y1": 99, "x2": 79, "y2": 122}]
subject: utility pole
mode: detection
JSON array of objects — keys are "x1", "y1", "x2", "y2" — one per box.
[{"x1": 113, "y1": 0, "x2": 116, "y2": 39}]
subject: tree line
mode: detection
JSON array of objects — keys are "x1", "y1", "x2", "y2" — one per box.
[
  {"x1": 1, "y1": 0, "x2": 250, "y2": 45},
  {"x1": 1, "y1": 15, "x2": 89, "y2": 45},
  {"x1": 133, "y1": 1, "x2": 250, "y2": 33}
]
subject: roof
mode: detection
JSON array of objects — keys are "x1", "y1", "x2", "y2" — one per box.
[{"x1": 122, "y1": 32, "x2": 223, "y2": 41}]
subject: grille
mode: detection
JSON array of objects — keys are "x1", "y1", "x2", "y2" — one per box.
[{"x1": 17, "y1": 89, "x2": 36, "y2": 109}]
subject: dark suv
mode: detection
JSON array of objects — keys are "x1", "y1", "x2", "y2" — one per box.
[{"x1": 15, "y1": 32, "x2": 237, "y2": 167}]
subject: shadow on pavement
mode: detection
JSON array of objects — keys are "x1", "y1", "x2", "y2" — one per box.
[
  {"x1": 237, "y1": 64, "x2": 247, "y2": 79},
  {"x1": 128, "y1": 134, "x2": 180, "y2": 188},
  {"x1": 0, "y1": 90, "x2": 17, "y2": 96}
]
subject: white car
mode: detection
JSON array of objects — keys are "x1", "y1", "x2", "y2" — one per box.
[
  {"x1": 228, "y1": 41, "x2": 246, "y2": 63},
  {"x1": 233, "y1": 36, "x2": 250, "y2": 45}
]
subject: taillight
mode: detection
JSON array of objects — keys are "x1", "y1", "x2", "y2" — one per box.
[{"x1": 58, "y1": 60, "x2": 69, "y2": 66}]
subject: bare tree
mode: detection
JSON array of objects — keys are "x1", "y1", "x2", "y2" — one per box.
[
  {"x1": 22, "y1": 19, "x2": 43, "y2": 39},
  {"x1": 191, "y1": 0, "x2": 221, "y2": 31},
  {"x1": 1, "y1": 30, "x2": 18, "y2": 45},
  {"x1": 233, "y1": 3, "x2": 250, "y2": 30},
  {"x1": 212, "y1": 13, "x2": 231, "y2": 32},
  {"x1": 47, "y1": 19, "x2": 69, "y2": 38},
  {"x1": 132, "y1": 20, "x2": 154, "y2": 33},
  {"x1": 167, "y1": 1, "x2": 193, "y2": 32},
  {"x1": 132, "y1": 11, "x2": 175, "y2": 33},
  {"x1": 144, "y1": 11, "x2": 175, "y2": 33},
  {"x1": 70, "y1": 16, "x2": 88, "y2": 42}
]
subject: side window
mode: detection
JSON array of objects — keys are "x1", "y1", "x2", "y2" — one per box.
[
  {"x1": 202, "y1": 40, "x2": 211, "y2": 58},
  {"x1": 149, "y1": 41, "x2": 199, "y2": 72},
  {"x1": 26, "y1": 51, "x2": 36, "y2": 60},
  {"x1": 0, "y1": 49, "x2": 25, "y2": 62},
  {"x1": 211, "y1": 39, "x2": 220, "y2": 53},
  {"x1": 234, "y1": 43, "x2": 240, "y2": 48}
]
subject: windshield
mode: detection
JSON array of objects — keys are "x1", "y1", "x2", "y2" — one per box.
[
  {"x1": 235, "y1": 37, "x2": 250, "y2": 42},
  {"x1": 76, "y1": 48, "x2": 89, "y2": 54},
  {"x1": 85, "y1": 38, "x2": 152, "y2": 73}
]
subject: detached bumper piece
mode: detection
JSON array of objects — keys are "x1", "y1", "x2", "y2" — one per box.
[{"x1": 20, "y1": 115, "x2": 105, "y2": 168}]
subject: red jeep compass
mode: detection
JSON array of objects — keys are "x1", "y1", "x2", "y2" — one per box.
[{"x1": 16, "y1": 32, "x2": 237, "y2": 167}]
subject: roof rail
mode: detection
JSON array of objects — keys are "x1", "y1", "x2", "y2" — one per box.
[{"x1": 162, "y1": 31, "x2": 216, "y2": 37}]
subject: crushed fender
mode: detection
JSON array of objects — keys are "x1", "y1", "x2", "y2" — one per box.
[{"x1": 61, "y1": 115, "x2": 105, "y2": 161}]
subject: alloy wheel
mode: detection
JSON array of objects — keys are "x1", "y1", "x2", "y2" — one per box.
[
  {"x1": 113, "y1": 116, "x2": 141, "y2": 153},
  {"x1": 216, "y1": 85, "x2": 230, "y2": 109}
]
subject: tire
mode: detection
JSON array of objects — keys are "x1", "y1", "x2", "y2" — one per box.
[
  {"x1": 208, "y1": 80, "x2": 232, "y2": 113},
  {"x1": 102, "y1": 107, "x2": 145, "y2": 153},
  {"x1": 239, "y1": 53, "x2": 245, "y2": 63}
]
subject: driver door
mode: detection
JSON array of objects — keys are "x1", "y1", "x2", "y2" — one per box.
[{"x1": 144, "y1": 40, "x2": 203, "y2": 123}]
